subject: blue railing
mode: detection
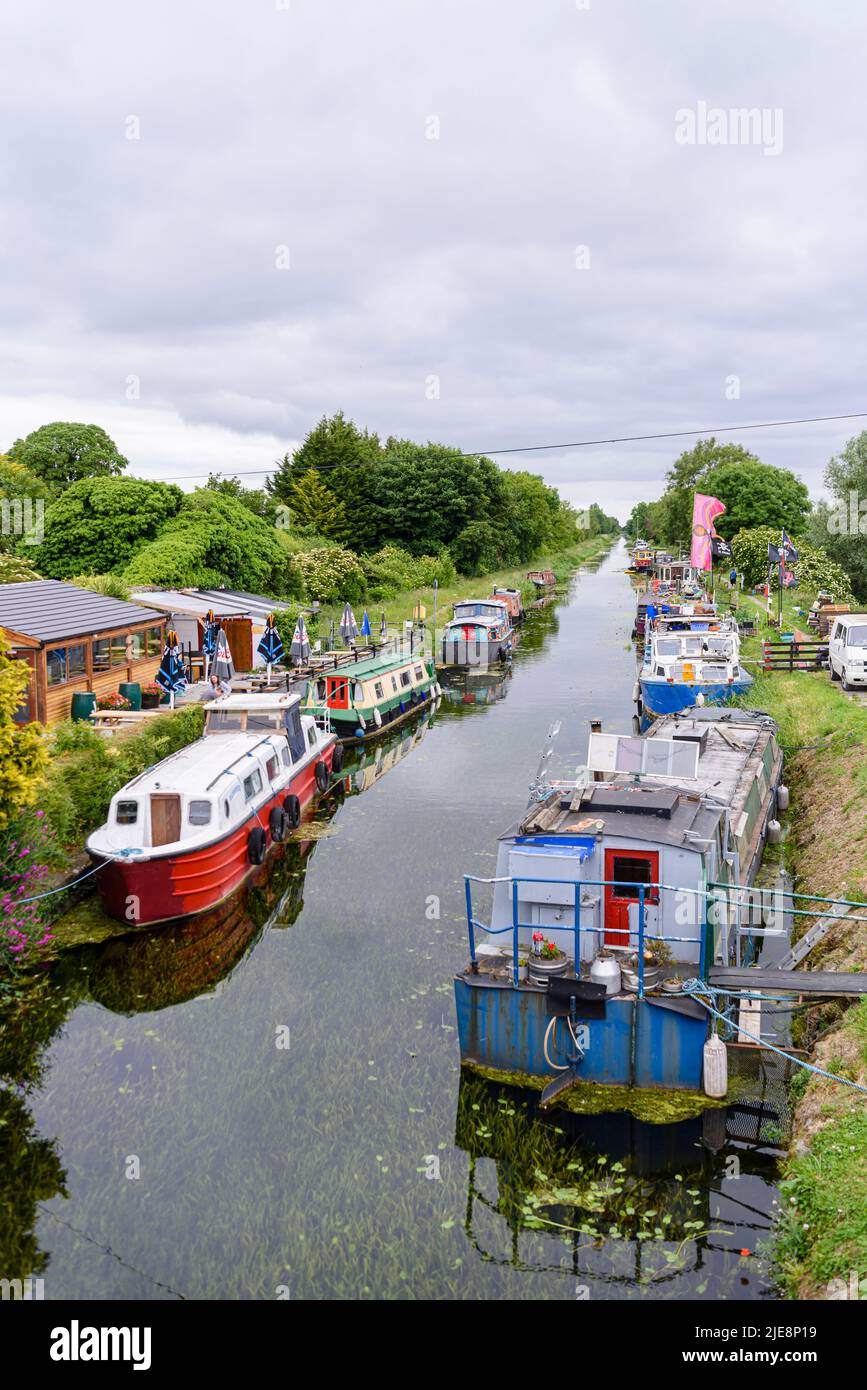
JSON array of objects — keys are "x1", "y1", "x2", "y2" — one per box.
[{"x1": 464, "y1": 875, "x2": 710, "y2": 998}]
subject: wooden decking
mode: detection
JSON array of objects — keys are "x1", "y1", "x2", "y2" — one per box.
[{"x1": 710, "y1": 966, "x2": 867, "y2": 996}]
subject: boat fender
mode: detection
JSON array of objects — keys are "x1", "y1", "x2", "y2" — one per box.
[
  {"x1": 776, "y1": 784, "x2": 790, "y2": 811},
  {"x1": 314, "y1": 760, "x2": 329, "y2": 792},
  {"x1": 283, "y1": 794, "x2": 301, "y2": 829},
  {"x1": 357, "y1": 712, "x2": 366, "y2": 730},
  {"x1": 702, "y1": 1033, "x2": 728, "y2": 1098},
  {"x1": 247, "y1": 826, "x2": 267, "y2": 865},
  {"x1": 767, "y1": 818, "x2": 782, "y2": 845},
  {"x1": 269, "y1": 807, "x2": 288, "y2": 843},
  {"x1": 373, "y1": 707, "x2": 382, "y2": 727},
  {"x1": 332, "y1": 741, "x2": 345, "y2": 773},
  {"x1": 399, "y1": 700, "x2": 405, "y2": 713},
  {"x1": 632, "y1": 681, "x2": 640, "y2": 704}
]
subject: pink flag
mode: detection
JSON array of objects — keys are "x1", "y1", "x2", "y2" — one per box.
[{"x1": 690, "y1": 493, "x2": 726, "y2": 572}]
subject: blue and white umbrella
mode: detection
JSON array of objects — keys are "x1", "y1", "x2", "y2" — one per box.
[
  {"x1": 212, "y1": 627, "x2": 235, "y2": 692},
  {"x1": 155, "y1": 629, "x2": 188, "y2": 708},
  {"x1": 339, "y1": 602, "x2": 358, "y2": 644},
  {"x1": 361, "y1": 609, "x2": 372, "y2": 639},
  {"x1": 257, "y1": 613, "x2": 284, "y2": 684},
  {"x1": 290, "y1": 614, "x2": 310, "y2": 664},
  {"x1": 202, "y1": 609, "x2": 218, "y2": 682}
]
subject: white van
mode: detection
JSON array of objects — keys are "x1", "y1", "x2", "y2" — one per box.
[{"x1": 828, "y1": 614, "x2": 867, "y2": 690}]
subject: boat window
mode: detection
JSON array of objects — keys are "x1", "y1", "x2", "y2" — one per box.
[
  {"x1": 188, "y1": 800, "x2": 212, "y2": 826},
  {"x1": 353, "y1": 682, "x2": 364, "y2": 702},
  {"x1": 206, "y1": 710, "x2": 246, "y2": 733},
  {"x1": 266, "y1": 755, "x2": 279, "y2": 780},
  {"x1": 682, "y1": 637, "x2": 703, "y2": 656},
  {"x1": 307, "y1": 726, "x2": 317, "y2": 748},
  {"x1": 414, "y1": 666, "x2": 423, "y2": 681},
  {"x1": 247, "y1": 712, "x2": 284, "y2": 732},
  {"x1": 316, "y1": 679, "x2": 327, "y2": 701},
  {"x1": 281, "y1": 746, "x2": 291, "y2": 767},
  {"x1": 223, "y1": 799, "x2": 231, "y2": 819},
  {"x1": 374, "y1": 681, "x2": 384, "y2": 699},
  {"x1": 116, "y1": 800, "x2": 138, "y2": 825},
  {"x1": 610, "y1": 856, "x2": 655, "y2": 899},
  {"x1": 846, "y1": 624, "x2": 867, "y2": 646},
  {"x1": 285, "y1": 706, "x2": 306, "y2": 761},
  {"x1": 391, "y1": 676, "x2": 398, "y2": 691},
  {"x1": 400, "y1": 671, "x2": 411, "y2": 687},
  {"x1": 656, "y1": 639, "x2": 680, "y2": 657},
  {"x1": 243, "y1": 770, "x2": 263, "y2": 801}
]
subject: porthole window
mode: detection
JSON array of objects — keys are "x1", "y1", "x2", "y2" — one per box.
[
  {"x1": 116, "y1": 801, "x2": 138, "y2": 825},
  {"x1": 188, "y1": 800, "x2": 212, "y2": 826}
]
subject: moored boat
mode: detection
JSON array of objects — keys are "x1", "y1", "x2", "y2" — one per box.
[
  {"x1": 636, "y1": 618, "x2": 753, "y2": 722},
  {"x1": 302, "y1": 649, "x2": 439, "y2": 740},
  {"x1": 526, "y1": 569, "x2": 556, "y2": 590},
  {"x1": 455, "y1": 709, "x2": 785, "y2": 1095},
  {"x1": 440, "y1": 598, "x2": 513, "y2": 667},
  {"x1": 86, "y1": 691, "x2": 340, "y2": 926},
  {"x1": 491, "y1": 586, "x2": 525, "y2": 624}
]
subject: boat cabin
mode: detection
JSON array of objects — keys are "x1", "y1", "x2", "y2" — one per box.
[{"x1": 303, "y1": 650, "x2": 438, "y2": 738}]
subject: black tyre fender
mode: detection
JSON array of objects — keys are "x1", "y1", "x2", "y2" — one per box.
[
  {"x1": 247, "y1": 826, "x2": 267, "y2": 865},
  {"x1": 283, "y1": 794, "x2": 301, "y2": 829},
  {"x1": 269, "y1": 807, "x2": 288, "y2": 842},
  {"x1": 331, "y1": 741, "x2": 344, "y2": 773},
  {"x1": 315, "y1": 759, "x2": 329, "y2": 792}
]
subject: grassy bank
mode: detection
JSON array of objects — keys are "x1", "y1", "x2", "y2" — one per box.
[
  {"x1": 313, "y1": 533, "x2": 616, "y2": 636},
  {"x1": 732, "y1": 632, "x2": 867, "y2": 1297}
]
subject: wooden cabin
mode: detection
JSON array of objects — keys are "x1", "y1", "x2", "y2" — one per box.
[{"x1": 0, "y1": 580, "x2": 167, "y2": 726}]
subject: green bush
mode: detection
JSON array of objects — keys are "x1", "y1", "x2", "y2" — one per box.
[
  {"x1": 295, "y1": 546, "x2": 366, "y2": 604},
  {"x1": 32, "y1": 706, "x2": 205, "y2": 852}
]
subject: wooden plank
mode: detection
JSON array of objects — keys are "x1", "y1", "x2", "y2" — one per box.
[{"x1": 710, "y1": 965, "x2": 867, "y2": 995}]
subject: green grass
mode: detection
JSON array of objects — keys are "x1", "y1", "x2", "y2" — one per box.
[{"x1": 314, "y1": 534, "x2": 615, "y2": 636}]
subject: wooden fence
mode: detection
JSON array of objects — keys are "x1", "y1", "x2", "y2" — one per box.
[{"x1": 761, "y1": 639, "x2": 828, "y2": 672}]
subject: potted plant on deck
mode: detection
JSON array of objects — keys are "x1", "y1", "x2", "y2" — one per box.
[{"x1": 141, "y1": 681, "x2": 162, "y2": 710}]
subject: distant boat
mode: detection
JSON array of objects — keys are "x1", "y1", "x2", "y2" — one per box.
[
  {"x1": 526, "y1": 569, "x2": 556, "y2": 590},
  {"x1": 636, "y1": 617, "x2": 753, "y2": 722},
  {"x1": 440, "y1": 598, "x2": 513, "y2": 667}
]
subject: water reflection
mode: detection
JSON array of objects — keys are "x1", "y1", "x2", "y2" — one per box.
[{"x1": 455, "y1": 1075, "x2": 779, "y2": 1297}]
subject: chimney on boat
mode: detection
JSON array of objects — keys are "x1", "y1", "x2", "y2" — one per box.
[{"x1": 590, "y1": 718, "x2": 603, "y2": 781}]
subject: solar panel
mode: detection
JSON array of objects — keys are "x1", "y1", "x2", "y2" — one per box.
[{"x1": 587, "y1": 733, "x2": 700, "y2": 779}]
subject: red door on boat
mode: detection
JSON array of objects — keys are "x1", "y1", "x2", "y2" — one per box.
[
  {"x1": 603, "y1": 848, "x2": 659, "y2": 946},
  {"x1": 328, "y1": 677, "x2": 350, "y2": 709}
]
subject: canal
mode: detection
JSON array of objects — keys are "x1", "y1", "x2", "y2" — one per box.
[{"x1": 3, "y1": 541, "x2": 782, "y2": 1299}]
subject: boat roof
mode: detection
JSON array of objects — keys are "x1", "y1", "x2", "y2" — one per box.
[
  {"x1": 454, "y1": 597, "x2": 509, "y2": 608},
  {"x1": 310, "y1": 650, "x2": 428, "y2": 680},
  {"x1": 443, "y1": 614, "x2": 503, "y2": 630},
  {"x1": 204, "y1": 691, "x2": 301, "y2": 711},
  {"x1": 511, "y1": 709, "x2": 778, "y2": 851},
  {"x1": 112, "y1": 731, "x2": 289, "y2": 799}
]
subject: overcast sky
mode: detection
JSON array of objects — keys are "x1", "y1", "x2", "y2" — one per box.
[{"x1": 2, "y1": 0, "x2": 865, "y2": 521}]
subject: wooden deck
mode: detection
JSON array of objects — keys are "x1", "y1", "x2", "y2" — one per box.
[{"x1": 710, "y1": 966, "x2": 867, "y2": 996}]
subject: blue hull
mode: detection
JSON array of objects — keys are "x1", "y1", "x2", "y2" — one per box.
[
  {"x1": 639, "y1": 675, "x2": 753, "y2": 720},
  {"x1": 454, "y1": 977, "x2": 708, "y2": 1091}
]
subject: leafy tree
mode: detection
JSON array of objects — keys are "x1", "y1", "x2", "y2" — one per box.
[
  {"x1": 0, "y1": 632, "x2": 49, "y2": 831},
  {"x1": 450, "y1": 520, "x2": 501, "y2": 576},
  {"x1": 730, "y1": 525, "x2": 854, "y2": 599},
  {"x1": 69, "y1": 574, "x2": 131, "y2": 601},
  {"x1": 8, "y1": 423, "x2": 128, "y2": 490},
  {"x1": 27, "y1": 477, "x2": 184, "y2": 578},
  {"x1": 286, "y1": 469, "x2": 350, "y2": 541},
  {"x1": 0, "y1": 553, "x2": 40, "y2": 583},
  {"x1": 0, "y1": 454, "x2": 52, "y2": 553},
  {"x1": 205, "y1": 472, "x2": 278, "y2": 525},
  {"x1": 268, "y1": 413, "x2": 383, "y2": 552},
  {"x1": 810, "y1": 431, "x2": 867, "y2": 602},
  {"x1": 500, "y1": 471, "x2": 554, "y2": 561},
  {"x1": 122, "y1": 490, "x2": 291, "y2": 595},
  {"x1": 660, "y1": 439, "x2": 762, "y2": 548},
  {"x1": 702, "y1": 459, "x2": 810, "y2": 540}
]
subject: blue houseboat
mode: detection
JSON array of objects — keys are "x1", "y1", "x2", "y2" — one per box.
[
  {"x1": 636, "y1": 617, "x2": 753, "y2": 723},
  {"x1": 455, "y1": 708, "x2": 784, "y2": 1098}
]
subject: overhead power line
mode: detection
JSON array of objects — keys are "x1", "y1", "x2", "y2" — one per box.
[{"x1": 132, "y1": 409, "x2": 867, "y2": 484}]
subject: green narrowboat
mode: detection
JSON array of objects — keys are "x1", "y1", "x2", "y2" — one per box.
[{"x1": 301, "y1": 650, "x2": 441, "y2": 741}]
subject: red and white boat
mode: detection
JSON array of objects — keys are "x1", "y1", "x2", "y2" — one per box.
[{"x1": 86, "y1": 691, "x2": 341, "y2": 925}]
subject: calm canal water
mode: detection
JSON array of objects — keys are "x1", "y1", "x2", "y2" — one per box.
[{"x1": 3, "y1": 542, "x2": 782, "y2": 1299}]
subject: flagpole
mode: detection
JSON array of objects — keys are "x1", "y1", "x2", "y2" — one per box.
[{"x1": 778, "y1": 529, "x2": 784, "y2": 627}]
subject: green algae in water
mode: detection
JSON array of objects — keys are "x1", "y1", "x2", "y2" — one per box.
[{"x1": 461, "y1": 1060, "x2": 733, "y2": 1123}]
